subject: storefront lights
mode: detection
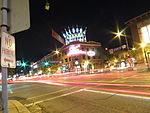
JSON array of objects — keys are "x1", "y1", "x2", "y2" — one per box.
[{"x1": 87, "y1": 51, "x2": 95, "y2": 57}]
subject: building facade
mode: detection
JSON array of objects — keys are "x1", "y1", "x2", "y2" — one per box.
[
  {"x1": 107, "y1": 45, "x2": 135, "y2": 69},
  {"x1": 31, "y1": 41, "x2": 105, "y2": 74},
  {"x1": 126, "y1": 11, "x2": 150, "y2": 65},
  {"x1": 59, "y1": 41, "x2": 104, "y2": 72}
]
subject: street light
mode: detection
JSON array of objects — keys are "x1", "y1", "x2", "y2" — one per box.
[
  {"x1": 53, "y1": 49, "x2": 60, "y2": 55},
  {"x1": 112, "y1": 27, "x2": 129, "y2": 50},
  {"x1": 141, "y1": 43, "x2": 150, "y2": 71},
  {"x1": 55, "y1": 50, "x2": 59, "y2": 54},
  {"x1": 132, "y1": 48, "x2": 136, "y2": 51},
  {"x1": 116, "y1": 30, "x2": 129, "y2": 50}
]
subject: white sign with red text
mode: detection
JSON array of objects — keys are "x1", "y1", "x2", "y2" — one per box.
[{"x1": 1, "y1": 31, "x2": 16, "y2": 68}]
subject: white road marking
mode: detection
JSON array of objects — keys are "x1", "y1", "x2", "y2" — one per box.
[
  {"x1": 25, "y1": 88, "x2": 85, "y2": 107},
  {"x1": 27, "y1": 87, "x2": 76, "y2": 100},
  {"x1": 84, "y1": 89, "x2": 150, "y2": 100}
]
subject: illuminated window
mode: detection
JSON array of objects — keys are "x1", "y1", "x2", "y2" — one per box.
[{"x1": 141, "y1": 24, "x2": 150, "y2": 43}]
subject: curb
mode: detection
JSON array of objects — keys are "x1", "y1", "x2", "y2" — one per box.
[{"x1": 0, "y1": 100, "x2": 30, "y2": 113}]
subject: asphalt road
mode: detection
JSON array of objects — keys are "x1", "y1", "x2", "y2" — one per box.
[{"x1": 7, "y1": 71, "x2": 150, "y2": 113}]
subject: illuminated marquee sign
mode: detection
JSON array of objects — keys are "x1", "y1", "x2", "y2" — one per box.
[
  {"x1": 67, "y1": 44, "x2": 86, "y2": 56},
  {"x1": 62, "y1": 26, "x2": 87, "y2": 45}
]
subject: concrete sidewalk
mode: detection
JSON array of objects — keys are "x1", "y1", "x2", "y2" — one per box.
[{"x1": 0, "y1": 100, "x2": 30, "y2": 113}]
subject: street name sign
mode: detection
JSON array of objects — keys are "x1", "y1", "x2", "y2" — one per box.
[{"x1": 1, "y1": 31, "x2": 16, "y2": 68}]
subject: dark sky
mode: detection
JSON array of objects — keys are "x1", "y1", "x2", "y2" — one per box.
[{"x1": 13, "y1": 0, "x2": 150, "y2": 62}]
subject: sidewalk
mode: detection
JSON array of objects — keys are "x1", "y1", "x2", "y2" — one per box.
[{"x1": 0, "y1": 100, "x2": 30, "y2": 113}]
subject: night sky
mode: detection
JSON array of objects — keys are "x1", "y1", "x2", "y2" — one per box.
[{"x1": 13, "y1": 0, "x2": 150, "y2": 62}]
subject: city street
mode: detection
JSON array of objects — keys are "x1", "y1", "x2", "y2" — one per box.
[
  {"x1": 0, "y1": 1, "x2": 149, "y2": 113},
  {"x1": 7, "y1": 71, "x2": 150, "y2": 113}
]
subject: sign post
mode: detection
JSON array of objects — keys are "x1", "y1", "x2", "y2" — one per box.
[
  {"x1": 1, "y1": 0, "x2": 9, "y2": 112},
  {"x1": 0, "y1": 0, "x2": 30, "y2": 112},
  {"x1": 1, "y1": 31, "x2": 16, "y2": 113}
]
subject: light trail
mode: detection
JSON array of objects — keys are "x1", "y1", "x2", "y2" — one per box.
[
  {"x1": 69, "y1": 85, "x2": 150, "y2": 96},
  {"x1": 15, "y1": 80, "x2": 65, "y2": 86},
  {"x1": 14, "y1": 79, "x2": 150, "y2": 96},
  {"x1": 9, "y1": 84, "x2": 37, "y2": 90},
  {"x1": 61, "y1": 81, "x2": 150, "y2": 88},
  {"x1": 59, "y1": 73, "x2": 144, "y2": 81}
]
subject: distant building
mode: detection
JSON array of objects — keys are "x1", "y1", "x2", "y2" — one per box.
[
  {"x1": 59, "y1": 41, "x2": 104, "y2": 71},
  {"x1": 126, "y1": 10, "x2": 150, "y2": 65},
  {"x1": 107, "y1": 45, "x2": 135, "y2": 68},
  {"x1": 31, "y1": 26, "x2": 105, "y2": 74},
  {"x1": 31, "y1": 41, "x2": 105, "y2": 74}
]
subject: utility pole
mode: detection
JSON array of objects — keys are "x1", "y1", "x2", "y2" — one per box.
[{"x1": 1, "y1": 0, "x2": 8, "y2": 112}]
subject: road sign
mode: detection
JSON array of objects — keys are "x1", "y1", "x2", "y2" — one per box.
[
  {"x1": 1, "y1": 31, "x2": 16, "y2": 68},
  {"x1": 0, "y1": 0, "x2": 30, "y2": 34}
]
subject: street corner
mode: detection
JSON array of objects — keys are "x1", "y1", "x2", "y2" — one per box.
[{"x1": 8, "y1": 100, "x2": 30, "y2": 113}]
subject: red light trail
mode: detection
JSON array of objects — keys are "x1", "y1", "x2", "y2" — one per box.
[{"x1": 13, "y1": 79, "x2": 150, "y2": 96}]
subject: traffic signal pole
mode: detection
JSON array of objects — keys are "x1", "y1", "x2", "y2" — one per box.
[{"x1": 1, "y1": 0, "x2": 8, "y2": 113}]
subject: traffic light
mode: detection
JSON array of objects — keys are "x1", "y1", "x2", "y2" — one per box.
[
  {"x1": 20, "y1": 60, "x2": 29, "y2": 68},
  {"x1": 45, "y1": 1, "x2": 50, "y2": 10},
  {"x1": 44, "y1": 61, "x2": 49, "y2": 66},
  {"x1": 21, "y1": 62, "x2": 27, "y2": 67}
]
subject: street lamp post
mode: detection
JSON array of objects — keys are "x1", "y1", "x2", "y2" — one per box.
[
  {"x1": 124, "y1": 35, "x2": 129, "y2": 50},
  {"x1": 141, "y1": 43, "x2": 150, "y2": 71},
  {"x1": 116, "y1": 30, "x2": 129, "y2": 50},
  {"x1": 143, "y1": 48, "x2": 150, "y2": 71}
]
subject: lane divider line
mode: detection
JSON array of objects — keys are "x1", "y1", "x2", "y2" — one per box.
[
  {"x1": 27, "y1": 87, "x2": 76, "y2": 100},
  {"x1": 25, "y1": 89, "x2": 85, "y2": 107}
]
